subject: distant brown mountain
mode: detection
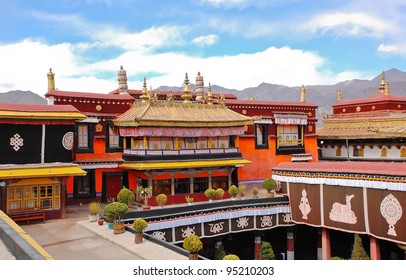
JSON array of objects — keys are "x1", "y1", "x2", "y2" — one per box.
[
  {"x1": 3, "y1": 69, "x2": 406, "y2": 122},
  {"x1": 0, "y1": 90, "x2": 47, "y2": 104}
]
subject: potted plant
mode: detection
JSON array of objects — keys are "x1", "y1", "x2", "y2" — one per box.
[
  {"x1": 351, "y1": 234, "x2": 370, "y2": 260},
  {"x1": 137, "y1": 186, "x2": 152, "y2": 210},
  {"x1": 261, "y1": 178, "x2": 277, "y2": 197},
  {"x1": 252, "y1": 187, "x2": 259, "y2": 198},
  {"x1": 223, "y1": 254, "x2": 240, "y2": 260},
  {"x1": 215, "y1": 188, "x2": 225, "y2": 200},
  {"x1": 204, "y1": 188, "x2": 216, "y2": 202},
  {"x1": 156, "y1": 194, "x2": 168, "y2": 207},
  {"x1": 133, "y1": 218, "x2": 148, "y2": 244},
  {"x1": 183, "y1": 235, "x2": 203, "y2": 260},
  {"x1": 103, "y1": 202, "x2": 128, "y2": 234},
  {"x1": 228, "y1": 185, "x2": 239, "y2": 199},
  {"x1": 238, "y1": 183, "x2": 246, "y2": 199},
  {"x1": 185, "y1": 195, "x2": 194, "y2": 205},
  {"x1": 117, "y1": 186, "x2": 135, "y2": 206},
  {"x1": 88, "y1": 201, "x2": 100, "y2": 222},
  {"x1": 259, "y1": 241, "x2": 276, "y2": 260}
]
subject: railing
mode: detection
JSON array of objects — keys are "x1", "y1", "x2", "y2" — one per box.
[{"x1": 124, "y1": 147, "x2": 239, "y2": 156}]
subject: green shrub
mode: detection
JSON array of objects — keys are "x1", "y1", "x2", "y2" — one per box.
[
  {"x1": 103, "y1": 202, "x2": 128, "y2": 222},
  {"x1": 259, "y1": 241, "x2": 276, "y2": 260},
  {"x1": 215, "y1": 188, "x2": 225, "y2": 199},
  {"x1": 330, "y1": 256, "x2": 345, "y2": 260},
  {"x1": 228, "y1": 185, "x2": 239, "y2": 197},
  {"x1": 117, "y1": 187, "x2": 135, "y2": 205},
  {"x1": 351, "y1": 234, "x2": 370, "y2": 260},
  {"x1": 156, "y1": 194, "x2": 168, "y2": 206},
  {"x1": 252, "y1": 187, "x2": 259, "y2": 196},
  {"x1": 88, "y1": 202, "x2": 100, "y2": 215},
  {"x1": 183, "y1": 235, "x2": 203, "y2": 253},
  {"x1": 204, "y1": 188, "x2": 216, "y2": 200},
  {"x1": 132, "y1": 218, "x2": 148, "y2": 233},
  {"x1": 223, "y1": 254, "x2": 240, "y2": 260},
  {"x1": 261, "y1": 178, "x2": 277, "y2": 193}
]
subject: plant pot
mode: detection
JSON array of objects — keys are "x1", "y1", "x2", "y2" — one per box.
[
  {"x1": 267, "y1": 192, "x2": 274, "y2": 198},
  {"x1": 208, "y1": 199, "x2": 213, "y2": 203},
  {"x1": 135, "y1": 232, "x2": 143, "y2": 244},
  {"x1": 98, "y1": 219, "x2": 104, "y2": 226},
  {"x1": 107, "y1": 223, "x2": 113, "y2": 229},
  {"x1": 89, "y1": 214, "x2": 98, "y2": 222},
  {"x1": 188, "y1": 253, "x2": 198, "y2": 260},
  {"x1": 188, "y1": 202, "x2": 193, "y2": 206},
  {"x1": 253, "y1": 195, "x2": 259, "y2": 199},
  {"x1": 113, "y1": 222, "x2": 125, "y2": 234}
]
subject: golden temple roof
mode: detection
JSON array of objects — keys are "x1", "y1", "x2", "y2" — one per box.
[
  {"x1": 318, "y1": 111, "x2": 406, "y2": 139},
  {"x1": 113, "y1": 101, "x2": 253, "y2": 128}
]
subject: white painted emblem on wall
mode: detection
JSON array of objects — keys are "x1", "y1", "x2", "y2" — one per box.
[
  {"x1": 329, "y1": 194, "x2": 357, "y2": 224},
  {"x1": 236, "y1": 217, "x2": 249, "y2": 229},
  {"x1": 181, "y1": 226, "x2": 195, "y2": 238},
  {"x1": 209, "y1": 222, "x2": 225, "y2": 233},
  {"x1": 283, "y1": 213, "x2": 292, "y2": 223},
  {"x1": 298, "y1": 189, "x2": 311, "y2": 219},
  {"x1": 10, "y1": 133, "x2": 24, "y2": 151},
  {"x1": 151, "y1": 231, "x2": 166, "y2": 241},
  {"x1": 62, "y1": 132, "x2": 74, "y2": 150},
  {"x1": 260, "y1": 216, "x2": 273, "y2": 227},
  {"x1": 380, "y1": 194, "x2": 402, "y2": 236}
]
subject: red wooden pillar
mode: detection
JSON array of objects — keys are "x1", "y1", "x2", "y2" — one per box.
[
  {"x1": 369, "y1": 236, "x2": 380, "y2": 260},
  {"x1": 254, "y1": 235, "x2": 261, "y2": 260},
  {"x1": 321, "y1": 228, "x2": 331, "y2": 260},
  {"x1": 286, "y1": 227, "x2": 294, "y2": 260}
]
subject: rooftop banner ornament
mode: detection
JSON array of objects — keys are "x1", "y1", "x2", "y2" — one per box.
[{"x1": 274, "y1": 113, "x2": 308, "y2": 125}]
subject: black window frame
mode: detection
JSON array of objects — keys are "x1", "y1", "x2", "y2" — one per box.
[
  {"x1": 255, "y1": 123, "x2": 269, "y2": 149},
  {"x1": 75, "y1": 123, "x2": 94, "y2": 154},
  {"x1": 105, "y1": 121, "x2": 123, "y2": 153},
  {"x1": 73, "y1": 169, "x2": 96, "y2": 198}
]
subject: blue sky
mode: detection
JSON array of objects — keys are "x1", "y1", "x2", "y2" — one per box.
[{"x1": 1, "y1": 0, "x2": 406, "y2": 96}]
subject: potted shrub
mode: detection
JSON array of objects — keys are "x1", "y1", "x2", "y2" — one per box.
[
  {"x1": 215, "y1": 188, "x2": 225, "y2": 200},
  {"x1": 252, "y1": 187, "x2": 259, "y2": 198},
  {"x1": 238, "y1": 183, "x2": 246, "y2": 199},
  {"x1": 137, "y1": 186, "x2": 152, "y2": 210},
  {"x1": 103, "y1": 202, "x2": 128, "y2": 234},
  {"x1": 259, "y1": 241, "x2": 276, "y2": 260},
  {"x1": 185, "y1": 195, "x2": 194, "y2": 205},
  {"x1": 261, "y1": 178, "x2": 277, "y2": 197},
  {"x1": 133, "y1": 218, "x2": 148, "y2": 244},
  {"x1": 204, "y1": 188, "x2": 216, "y2": 202},
  {"x1": 156, "y1": 194, "x2": 168, "y2": 207},
  {"x1": 223, "y1": 254, "x2": 240, "y2": 260},
  {"x1": 183, "y1": 235, "x2": 203, "y2": 260},
  {"x1": 228, "y1": 185, "x2": 239, "y2": 199},
  {"x1": 88, "y1": 201, "x2": 100, "y2": 222},
  {"x1": 117, "y1": 186, "x2": 135, "y2": 206}
]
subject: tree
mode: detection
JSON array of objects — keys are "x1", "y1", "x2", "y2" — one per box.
[
  {"x1": 351, "y1": 234, "x2": 370, "y2": 260},
  {"x1": 259, "y1": 241, "x2": 276, "y2": 260}
]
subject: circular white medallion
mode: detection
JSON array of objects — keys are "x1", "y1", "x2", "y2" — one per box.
[{"x1": 62, "y1": 132, "x2": 74, "y2": 150}]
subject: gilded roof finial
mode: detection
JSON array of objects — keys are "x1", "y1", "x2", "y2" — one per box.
[
  {"x1": 140, "y1": 77, "x2": 149, "y2": 102},
  {"x1": 300, "y1": 84, "x2": 306, "y2": 102},
  {"x1": 47, "y1": 68, "x2": 55, "y2": 92},
  {"x1": 181, "y1": 72, "x2": 192, "y2": 103},
  {"x1": 207, "y1": 83, "x2": 214, "y2": 105},
  {"x1": 384, "y1": 81, "x2": 390, "y2": 96},
  {"x1": 379, "y1": 71, "x2": 386, "y2": 93},
  {"x1": 337, "y1": 88, "x2": 342, "y2": 101}
]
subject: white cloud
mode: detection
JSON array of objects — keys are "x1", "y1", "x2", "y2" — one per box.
[
  {"x1": 377, "y1": 42, "x2": 406, "y2": 56},
  {"x1": 0, "y1": 39, "x2": 371, "y2": 97},
  {"x1": 192, "y1": 34, "x2": 219, "y2": 46},
  {"x1": 304, "y1": 12, "x2": 393, "y2": 39}
]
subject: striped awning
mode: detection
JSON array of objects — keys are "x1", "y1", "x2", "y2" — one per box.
[
  {"x1": 274, "y1": 113, "x2": 307, "y2": 125},
  {"x1": 119, "y1": 159, "x2": 251, "y2": 170}
]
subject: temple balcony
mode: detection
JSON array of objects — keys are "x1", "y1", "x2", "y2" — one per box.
[{"x1": 122, "y1": 147, "x2": 242, "y2": 161}]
